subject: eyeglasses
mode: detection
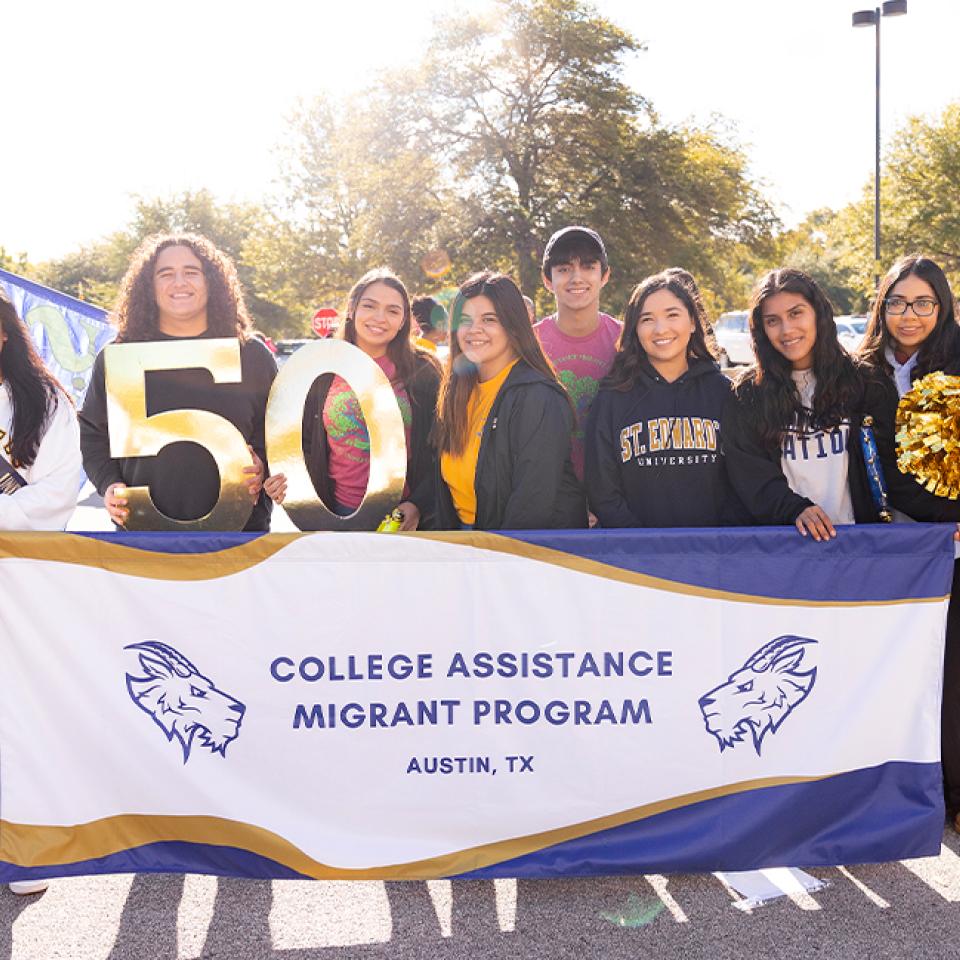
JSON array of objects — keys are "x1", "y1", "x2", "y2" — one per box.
[{"x1": 884, "y1": 296, "x2": 939, "y2": 317}]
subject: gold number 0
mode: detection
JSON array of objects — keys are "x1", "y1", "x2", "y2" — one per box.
[
  {"x1": 265, "y1": 340, "x2": 407, "y2": 530},
  {"x1": 105, "y1": 339, "x2": 255, "y2": 531}
]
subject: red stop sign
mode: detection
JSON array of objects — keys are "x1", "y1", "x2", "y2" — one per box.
[{"x1": 312, "y1": 308, "x2": 338, "y2": 337}]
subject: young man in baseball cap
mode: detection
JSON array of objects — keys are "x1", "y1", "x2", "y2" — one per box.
[{"x1": 536, "y1": 226, "x2": 621, "y2": 485}]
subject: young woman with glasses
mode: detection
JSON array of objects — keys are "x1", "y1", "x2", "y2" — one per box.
[
  {"x1": 859, "y1": 254, "x2": 960, "y2": 830},
  {"x1": 859, "y1": 254, "x2": 960, "y2": 395}
]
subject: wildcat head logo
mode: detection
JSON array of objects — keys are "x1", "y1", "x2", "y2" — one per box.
[
  {"x1": 698, "y1": 635, "x2": 817, "y2": 756},
  {"x1": 125, "y1": 641, "x2": 246, "y2": 762}
]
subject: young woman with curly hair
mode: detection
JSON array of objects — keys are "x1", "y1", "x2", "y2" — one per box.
[
  {"x1": 584, "y1": 270, "x2": 741, "y2": 528},
  {"x1": 722, "y1": 268, "x2": 914, "y2": 540},
  {"x1": 265, "y1": 268, "x2": 441, "y2": 529},
  {"x1": 435, "y1": 271, "x2": 585, "y2": 530},
  {"x1": 79, "y1": 234, "x2": 276, "y2": 530}
]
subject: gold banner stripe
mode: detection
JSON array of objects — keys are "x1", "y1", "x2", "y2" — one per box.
[
  {"x1": 0, "y1": 532, "x2": 307, "y2": 581},
  {"x1": 0, "y1": 532, "x2": 948, "y2": 603},
  {"x1": 410, "y1": 531, "x2": 949, "y2": 608},
  {"x1": 0, "y1": 773, "x2": 826, "y2": 879}
]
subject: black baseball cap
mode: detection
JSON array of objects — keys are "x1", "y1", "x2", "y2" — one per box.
[{"x1": 542, "y1": 226, "x2": 607, "y2": 272}]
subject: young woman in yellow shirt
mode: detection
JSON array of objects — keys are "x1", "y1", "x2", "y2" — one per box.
[{"x1": 435, "y1": 271, "x2": 585, "y2": 530}]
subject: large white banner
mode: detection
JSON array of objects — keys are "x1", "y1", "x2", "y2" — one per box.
[{"x1": 0, "y1": 525, "x2": 952, "y2": 880}]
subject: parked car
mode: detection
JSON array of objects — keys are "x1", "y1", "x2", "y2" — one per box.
[
  {"x1": 713, "y1": 311, "x2": 753, "y2": 367},
  {"x1": 835, "y1": 316, "x2": 868, "y2": 354},
  {"x1": 274, "y1": 339, "x2": 313, "y2": 367}
]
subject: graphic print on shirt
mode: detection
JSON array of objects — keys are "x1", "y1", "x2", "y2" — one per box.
[
  {"x1": 781, "y1": 422, "x2": 849, "y2": 464},
  {"x1": 325, "y1": 378, "x2": 412, "y2": 463},
  {"x1": 779, "y1": 408, "x2": 855, "y2": 525},
  {"x1": 618, "y1": 416, "x2": 720, "y2": 468},
  {"x1": 557, "y1": 363, "x2": 609, "y2": 429}
]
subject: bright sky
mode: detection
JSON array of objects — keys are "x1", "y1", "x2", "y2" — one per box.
[{"x1": 3, "y1": 0, "x2": 958, "y2": 262}]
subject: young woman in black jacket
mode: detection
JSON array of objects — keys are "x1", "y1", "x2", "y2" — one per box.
[
  {"x1": 723, "y1": 268, "x2": 913, "y2": 541},
  {"x1": 435, "y1": 271, "x2": 585, "y2": 530},
  {"x1": 584, "y1": 270, "x2": 740, "y2": 528},
  {"x1": 858, "y1": 254, "x2": 960, "y2": 828},
  {"x1": 265, "y1": 268, "x2": 441, "y2": 530}
]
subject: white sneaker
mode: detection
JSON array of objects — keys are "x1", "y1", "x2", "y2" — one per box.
[{"x1": 8, "y1": 880, "x2": 49, "y2": 895}]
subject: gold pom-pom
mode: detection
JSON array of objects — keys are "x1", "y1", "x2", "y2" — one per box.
[{"x1": 896, "y1": 371, "x2": 960, "y2": 499}]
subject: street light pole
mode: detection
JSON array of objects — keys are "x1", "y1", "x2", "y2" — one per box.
[{"x1": 853, "y1": 0, "x2": 907, "y2": 293}]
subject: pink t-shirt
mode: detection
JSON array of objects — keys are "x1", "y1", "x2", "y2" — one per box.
[
  {"x1": 535, "y1": 312, "x2": 622, "y2": 480},
  {"x1": 323, "y1": 355, "x2": 412, "y2": 510}
]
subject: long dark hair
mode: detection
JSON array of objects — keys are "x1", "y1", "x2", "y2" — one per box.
[
  {"x1": 0, "y1": 289, "x2": 70, "y2": 468},
  {"x1": 436, "y1": 271, "x2": 566, "y2": 456},
  {"x1": 733, "y1": 268, "x2": 862, "y2": 449},
  {"x1": 859, "y1": 254, "x2": 960, "y2": 379},
  {"x1": 604, "y1": 271, "x2": 716, "y2": 392},
  {"x1": 339, "y1": 268, "x2": 440, "y2": 388},
  {"x1": 113, "y1": 233, "x2": 251, "y2": 343}
]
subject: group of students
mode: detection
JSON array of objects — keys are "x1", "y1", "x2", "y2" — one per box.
[{"x1": 3, "y1": 224, "x2": 960, "y2": 895}]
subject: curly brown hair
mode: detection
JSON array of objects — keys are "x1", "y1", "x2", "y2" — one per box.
[{"x1": 111, "y1": 233, "x2": 252, "y2": 342}]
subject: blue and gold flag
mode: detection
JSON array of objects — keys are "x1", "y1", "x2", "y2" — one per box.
[{"x1": 0, "y1": 267, "x2": 115, "y2": 406}]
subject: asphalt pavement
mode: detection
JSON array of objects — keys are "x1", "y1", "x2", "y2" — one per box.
[{"x1": 4, "y1": 830, "x2": 960, "y2": 960}]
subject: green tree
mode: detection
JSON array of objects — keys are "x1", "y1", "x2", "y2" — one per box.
[
  {"x1": 36, "y1": 191, "x2": 297, "y2": 335},
  {"x1": 267, "y1": 93, "x2": 455, "y2": 324},
  {"x1": 279, "y1": 0, "x2": 777, "y2": 315},
  {"x1": 780, "y1": 103, "x2": 960, "y2": 308},
  {"x1": 0, "y1": 248, "x2": 31, "y2": 277},
  {"x1": 773, "y1": 209, "x2": 862, "y2": 314}
]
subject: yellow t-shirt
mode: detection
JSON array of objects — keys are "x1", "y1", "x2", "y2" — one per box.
[
  {"x1": 416, "y1": 337, "x2": 438, "y2": 353},
  {"x1": 440, "y1": 360, "x2": 518, "y2": 524}
]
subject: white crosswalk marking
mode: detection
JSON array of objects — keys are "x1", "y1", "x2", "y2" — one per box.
[{"x1": 646, "y1": 874, "x2": 689, "y2": 922}]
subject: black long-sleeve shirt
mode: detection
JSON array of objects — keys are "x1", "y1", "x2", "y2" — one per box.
[{"x1": 722, "y1": 366, "x2": 957, "y2": 525}]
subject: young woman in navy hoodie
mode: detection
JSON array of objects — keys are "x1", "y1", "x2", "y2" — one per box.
[{"x1": 585, "y1": 270, "x2": 740, "y2": 527}]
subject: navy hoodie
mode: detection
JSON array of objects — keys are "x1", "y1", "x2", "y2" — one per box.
[{"x1": 584, "y1": 357, "x2": 740, "y2": 528}]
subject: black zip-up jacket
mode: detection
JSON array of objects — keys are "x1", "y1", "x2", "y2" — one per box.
[
  {"x1": 302, "y1": 352, "x2": 441, "y2": 527},
  {"x1": 80, "y1": 333, "x2": 277, "y2": 531},
  {"x1": 722, "y1": 366, "x2": 951, "y2": 525},
  {"x1": 585, "y1": 358, "x2": 741, "y2": 528},
  {"x1": 436, "y1": 361, "x2": 587, "y2": 530}
]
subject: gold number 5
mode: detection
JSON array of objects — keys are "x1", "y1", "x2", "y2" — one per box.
[{"x1": 105, "y1": 339, "x2": 255, "y2": 531}]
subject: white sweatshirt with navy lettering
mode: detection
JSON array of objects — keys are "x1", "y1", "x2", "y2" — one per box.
[{"x1": 779, "y1": 369, "x2": 854, "y2": 525}]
